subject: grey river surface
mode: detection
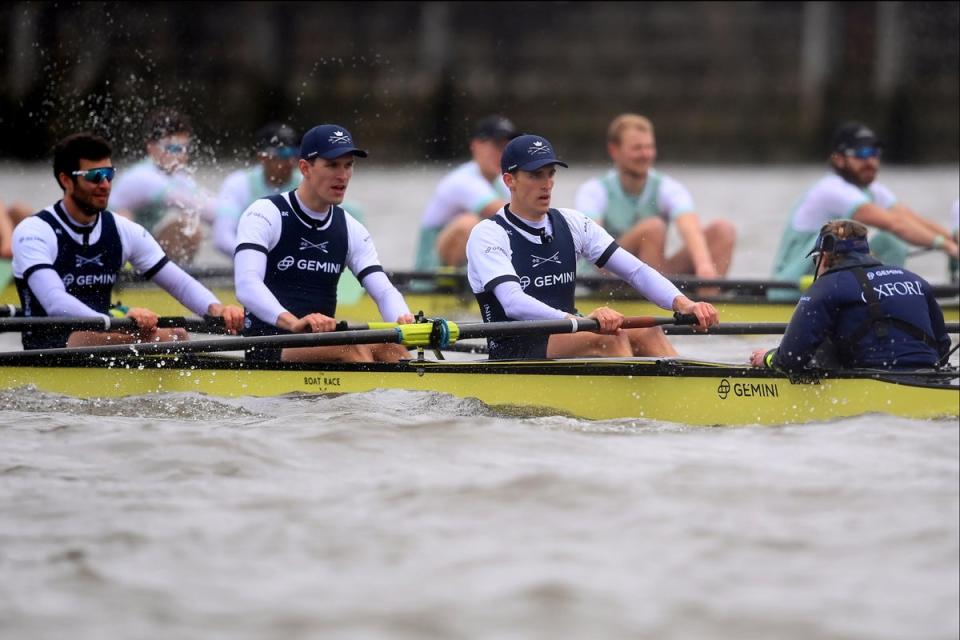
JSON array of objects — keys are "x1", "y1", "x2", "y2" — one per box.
[{"x1": 1, "y1": 164, "x2": 958, "y2": 639}]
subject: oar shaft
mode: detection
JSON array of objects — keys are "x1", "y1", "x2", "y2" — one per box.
[
  {"x1": 0, "y1": 315, "x2": 227, "y2": 334},
  {"x1": 663, "y1": 321, "x2": 960, "y2": 335}
]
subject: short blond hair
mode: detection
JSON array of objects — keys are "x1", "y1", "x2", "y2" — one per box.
[{"x1": 607, "y1": 113, "x2": 655, "y2": 145}]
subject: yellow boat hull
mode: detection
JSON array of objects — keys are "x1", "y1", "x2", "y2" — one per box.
[{"x1": 1, "y1": 357, "x2": 955, "y2": 425}]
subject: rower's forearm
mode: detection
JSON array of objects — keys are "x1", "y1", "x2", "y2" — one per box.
[
  {"x1": 152, "y1": 262, "x2": 219, "y2": 317},
  {"x1": 603, "y1": 248, "x2": 682, "y2": 310},
  {"x1": 675, "y1": 215, "x2": 713, "y2": 272},
  {"x1": 363, "y1": 271, "x2": 411, "y2": 322}
]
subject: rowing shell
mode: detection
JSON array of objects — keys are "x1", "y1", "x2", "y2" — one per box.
[{"x1": 1, "y1": 355, "x2": 955, "y2": 425}]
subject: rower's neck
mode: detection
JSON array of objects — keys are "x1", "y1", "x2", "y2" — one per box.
[
  {"x1": 294, "y1": 184, "x2": 332, "y2": 215},
  {"x1": 618, "y1": 170, "x2": 648, "y2": 197},
  {"x1": 61, "y1": 195, "x2": 99, "y2": 226},
  {"x1": 507, "y1": 203, "x2": 548, "y2": 224}
]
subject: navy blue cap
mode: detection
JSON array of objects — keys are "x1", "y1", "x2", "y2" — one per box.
[
  {"x1": 472, "y1": 115, "x2": 519, "y2": 141},
  {"x1": 299, "y1": 124, "x2": 369, "y2": 160},
  {"x1": 500, "y1": 134, "x2": 569, "y2": 173},
  {"x1": 805, "y1": 232, "x2": 870, "y2": 257},
  {"x1": 831, "y1": 122, "x2": 881, "y2": 154},
  {"x1": 255, "y1": 123, "x2": 299, "y2": 151}
]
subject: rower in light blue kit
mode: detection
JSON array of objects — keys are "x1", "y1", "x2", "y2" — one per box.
[
  {"x1": 770, "y1": 122, "x2": 958, "y2": 299},
  {"x1": 11, "y1": 133, "x2": 244, "y2": 350},
  {"x1": 465, "y1": 134, "x2": 718, "y2": 360},
  {"x1": 108, "y1": 108, "x2": 220, "y2": 265},
  {"x1": 414, "y1": 115, "x2": 519, "y2": 269},
  {"x1": 751, "y1": 220, "x2": 951, "y2": 372},
  {"x1": 234, "y1": 124, "x2": 413, "y2": 363},
  {"x1": 575, "y1": 113, "x2": 736, "y2": 279},
  {"x1": 213, "y1": 123, "x2": 303, "y2": 257}
]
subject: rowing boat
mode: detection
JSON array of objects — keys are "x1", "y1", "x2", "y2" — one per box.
[
  {"x1": 3, "y1": 269, "x2": 956, "y2": 323},
  {"x1": 1, "y1": 351, "x2": 955, "y2": 426},
  {"x1": 2, "y1": 313, "x2": 955, "y2": 425}
]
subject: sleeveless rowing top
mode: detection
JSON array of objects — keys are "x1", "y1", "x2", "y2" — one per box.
[
  {"x1": 600, "y1": 170, "x2": 665, "y2": 237},
  {"x1": 475, "y1": 208, "x2": 578, "y2": 359},
  {"x1": 242, "y1": 192, "x2": 349, "y2": 339},
  {"x1": 16, "y1": 205, "x2": 124, "y2": 349}
]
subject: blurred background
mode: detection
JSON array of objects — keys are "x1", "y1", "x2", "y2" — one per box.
[{"x1": 1, "y1": 0, "x2": 958, "y2": 164}]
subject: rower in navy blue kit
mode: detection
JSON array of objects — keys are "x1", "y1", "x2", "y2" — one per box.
[
  {"x1": 751, "y1": 219, "x2": 951, "y2": 371},
  {"x1": 465, "y1": 134, "x2": 718, "y2": 360},
  {"x1": 233, "y1": 124, "x2": 413, "y2": 363},
  {"x1": 11, "y1": 133, "x2": 244, "y2": 350}
]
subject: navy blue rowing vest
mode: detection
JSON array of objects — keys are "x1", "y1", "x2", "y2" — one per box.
[
  {"x1": 475, "y1": 208, "x2": 578, "y2": 359},
  {"x1": 241, "y1": 192, "x2": 349, "y2": 341},
  {"x1": 16, "y1": 205, "x2": 124, "y2": 349}
]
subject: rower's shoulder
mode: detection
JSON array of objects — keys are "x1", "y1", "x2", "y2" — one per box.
[{"x1": 11, "y1": 211, "x2": 56, "y2": 241}]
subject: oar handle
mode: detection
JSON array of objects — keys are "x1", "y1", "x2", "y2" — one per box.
[{"x1": 621, "y1": 313, "x2": 698, "y2": 329}]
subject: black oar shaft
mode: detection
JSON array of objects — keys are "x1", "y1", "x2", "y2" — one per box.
[
  {"x1": 0, "y1": 315, "x2": 227, "y2": 334},
  {"x1": 663, "y1": 321, "x2": 960, "y2": 335},
  {"x1": 0, "y1": 326, "x2": 407, "y2": 361}
]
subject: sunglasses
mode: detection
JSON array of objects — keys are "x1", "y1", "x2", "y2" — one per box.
[
  {"x1": 845, "y1": 146, "x2": 882, "y2": 159},
  {"x1": 71, "y1": 167, "x2": 116, "y2": 184},
  {"x1": 263, "y1": 146, "x2": 299, "y2": 159},
  {"x1": 163, "y1": 143, "x2": 190, "y2": 154}
]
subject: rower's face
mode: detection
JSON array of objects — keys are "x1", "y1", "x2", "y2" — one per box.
[
  {"x1": 471, "y1": 138, "x2": 510, "y2": 178},
  {"x1": 831, "y1": 152, "x2": 880, "y2": 188},
  {"x1": 609, "y1": 129, "x2": 657, "y2": 176},
  {"x1": 505, "y1": 166, "x2": 556, "y2": 215},
  {"x1": 62, "y1": 157, "x2": 114, "y2": 211},
  {"x1": 300, "y1": 155, "x2": 354, "y2": 205},
  {"x1": 259, "y1": 150, "x2": 298, "y2": 186},
  {"x1": 148, "y1": 133, "x2": 192, "y2": 174}
]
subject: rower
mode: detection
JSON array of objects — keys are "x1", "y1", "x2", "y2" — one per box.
[
  {"x1": 465, "y1": 133, "x2": 718, "y2": 359},
  {"x1": 750, "y1": 219, "x2": 952, "y2": 371},
  {"x1": 234, "y1": 123, "x2": 413, "y2": 363},
  {"x1": 108, "y1": 108, "x2": 219, "y2": 264},
  {"x1": 11, "y1": 132, "x2": 244, "y2": 350}
]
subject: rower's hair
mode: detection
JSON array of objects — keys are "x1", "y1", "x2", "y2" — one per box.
[
  {"x1": 607, "y1": 114, "x2": 655, "y2": 145},
  {"x1": 145, "y1": 107, "x2": 192, "y2": 141},
  {"x1": 820, "y1": 219, "x2": 868, "y2": 243},
  {"x1": 52, "y1": 133, "x2": 112, "y2": 190}
]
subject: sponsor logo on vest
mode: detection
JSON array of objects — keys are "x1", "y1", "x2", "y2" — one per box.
[
  {"x1": 61, "y1": 272, "x2": 117, "y2": 287},
  {"x1": 75, "y1": 253, "x2": 105, "y2": 268},
  {"x1": 277, "y1": 255, "x2": 342, "y2": 273},
  {"x1": 718, "y1": 379, "x2": 781, "y2": 400},
  {"x1": 533, "y1": 272, "x2": 574, "y2": 288},
  {"x1": 531, "y1": 251, "x2": 561, "y2": 268},
  {"x1": 859, "y1": 280, "x2": 925, "y2": 303},
  {"x1": 299, "y1": 238, "x2": 329, "y2": 253},
  {"x1": 519, "y1": 275, "x2": 531, "y2": 290},
  {"x1": 866, "y1": 269, "x2": 904, "y2": 280}
]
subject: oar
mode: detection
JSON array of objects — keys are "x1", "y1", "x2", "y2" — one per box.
[
  {"x1": 0, "y1": 314, "x2": 699, "y2": 362},
  {"x1": 661, "y1": 322, "x2": 960, "y2": 335},
  {"x1": 110, "y1": 266, "x2": 960, "y2": 299},
  {"x1": 0, "y1": 315, "x2": 228, "y2": 334}
]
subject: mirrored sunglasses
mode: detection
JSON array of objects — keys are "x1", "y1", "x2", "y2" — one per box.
[
  {"x1": 163, "y1": 143, "x2": 190, "y2": 154},
  {"x1": 263, "y1": 146, "x2": 299, "y2": 159},
  {"x1": 846, "y1": 146, "x2": 881, "y2": 160},
  {"x1": 71, "y1": 167, "x2": 116, "y2": 184}
]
